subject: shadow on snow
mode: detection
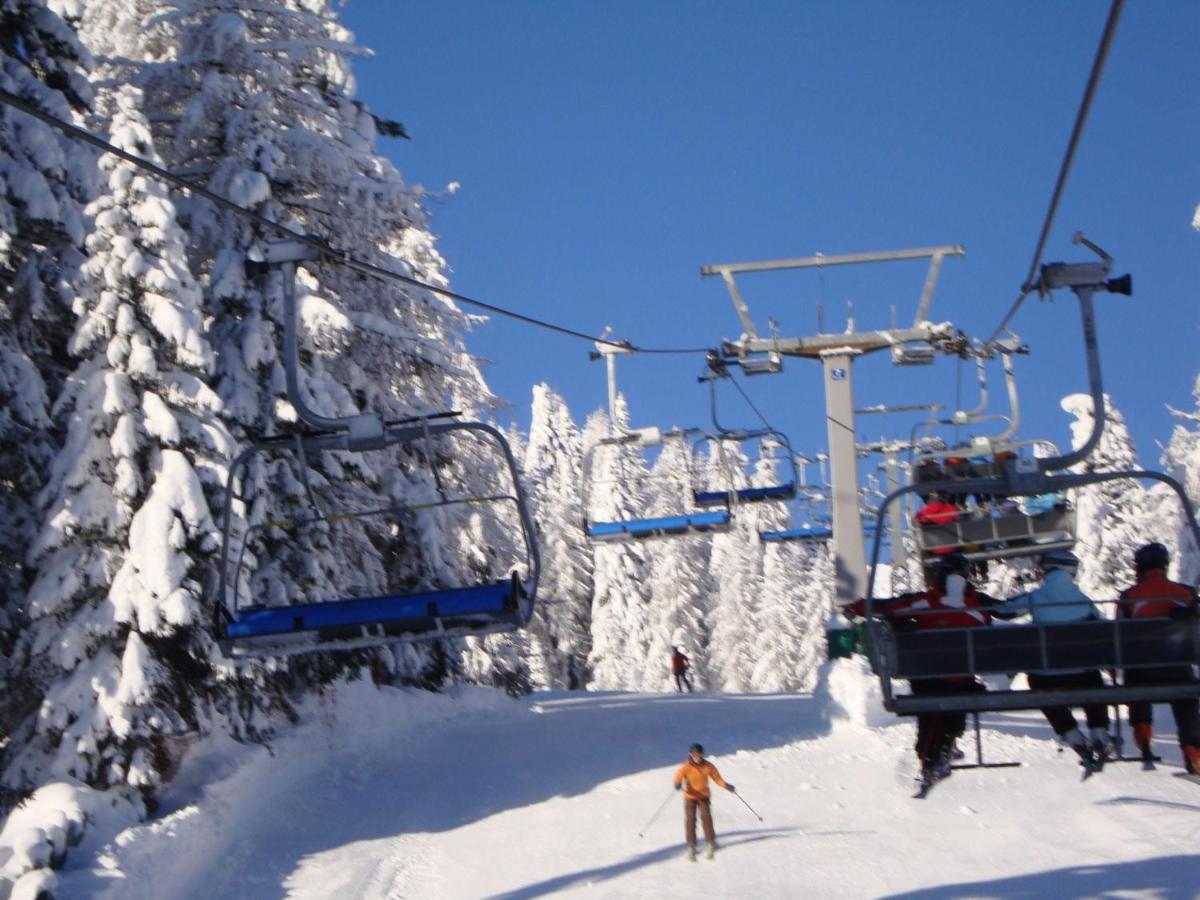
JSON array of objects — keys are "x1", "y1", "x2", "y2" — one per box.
[{"x1": 883, "y1": 854, "x2": 1200, "y2": 900}]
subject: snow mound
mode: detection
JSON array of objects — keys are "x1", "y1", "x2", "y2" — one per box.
[{"x1": 812, "y1": 657, "x2": 895, "y2": 730}]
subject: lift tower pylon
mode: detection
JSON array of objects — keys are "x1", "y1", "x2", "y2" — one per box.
[{"x1": 703, "y1": 245, "x2": 964, "y2": 609}]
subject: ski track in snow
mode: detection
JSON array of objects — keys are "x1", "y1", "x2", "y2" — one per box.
[{"x1": 57, "y1": 680, "x2": 1200, "y2": 899}]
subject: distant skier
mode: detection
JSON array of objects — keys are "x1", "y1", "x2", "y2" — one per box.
[
  {"x1": 671, "y1": 647, "x2": 693, "y2": 693},
  {"x1": 566, "y1": 655, "x2": 579, "y2": 691},
  {"x1": 991, "y1": 549, "x2": 1114, "y2": 771},
  {"x1": 1118, "y1": 542, "x2": 1200, "y2": 773},
  {"x1": 673, "y1": 743, "x2": 735, "y2": 860}
]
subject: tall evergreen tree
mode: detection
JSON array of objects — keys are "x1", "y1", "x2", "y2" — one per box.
[
  {"x1": 3, "y1": 86, "x2": 228, "y2": 802},
  {"x1": 705, "y1": 441, "x2": 761, "y2": 692},
  {"x1": 585, "y1": 400, "x2": 651, "y2": 689},
  {"x1": 524, "y1": 384, "x2": 593, "y2": 689},
  {"x1": 1161, "y1": 373, "x2": 1200, "y2": 584},
  {"x1": 0, "y1": 0, "x2": 94, "y2": 693},
  {"x1": 641, "y1": 436, "x2": 712, "y2": 692},
  {"x1": 1062, "y1": 393, "x2": 1156, "y2": 603}
]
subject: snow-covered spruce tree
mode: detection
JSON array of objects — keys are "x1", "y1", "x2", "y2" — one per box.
[
  {"x1": 640, "y1": 435, "x2": 713, "y2": 692},
  {"x1": 705, "y1": 441, "x2": 762, "y2": 692},
  {"x1": 1161, "y1": 373, "x2": 1200, "y2": 584},
  {"x1": 106, "y1": 1, "x2": 521, "y2": 689},
  {"x1": 748, "y1": 447, "x2": 817, "y2": 692},
  {"x1": 2, "y1": 87, "x2": 231, "y2": 807},
  {"x1": 524, "y1": 384, "x2": 593, "y2": 689},
  {"x1": 585, "y1": 400, "x2": 652, "y2": 690},
  {"x1": 0, "y1": 0, "x2": 94, "y2": 696},
  {"x1": 1063, "y1": 393, "x2": 1157, "y2": 604}
]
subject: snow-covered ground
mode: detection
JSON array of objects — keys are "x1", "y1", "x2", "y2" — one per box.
[{"x1": 56, "y1": 664, "x2": 1200, "y2": 898}]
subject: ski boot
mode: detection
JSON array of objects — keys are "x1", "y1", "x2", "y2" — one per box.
[
  {"x1": 686, "y1": 844, "x2": 697, "y2": 862},
  {"x1": 1064, "y1": 729, "x2": 1098, "y2": 779},
  {"x1": 706, "y1": 841, "x2": 718, "y2": 860},
  {"x1": 1088, "y1": 728, "x2": 1116, "y2": 772},
  {"x1": 1184, "y1": 744, "x2": 1200, "y2": 776},
  {"x1": 1134, "y1": 723, "x2": 1156, "y2": 770}
]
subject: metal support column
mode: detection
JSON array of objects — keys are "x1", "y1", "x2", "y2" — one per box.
[
  {"x1": 883, "y1": 448, "x2": 908, "y2": 568},
  {"x1": 822, "y1": 351, "x2": 867, "y2": 606}
]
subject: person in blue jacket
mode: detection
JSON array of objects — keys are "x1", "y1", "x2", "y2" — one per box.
[{"x1": 992, "y1": 549, "x2": 1114, "y2": 766}]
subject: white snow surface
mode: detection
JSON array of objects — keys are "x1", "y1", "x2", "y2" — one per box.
[{"x1": 54, "y1": 671, "x2": 1200, "y2": 899}]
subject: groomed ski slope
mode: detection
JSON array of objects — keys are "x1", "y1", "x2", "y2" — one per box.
[{"x1": 60, "y1": 662, "x2": 1200, "y2": 899}]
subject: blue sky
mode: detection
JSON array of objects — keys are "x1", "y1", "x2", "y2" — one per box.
[{"x1": 342, "y1": 2, "x2": 1199, "y2": 478}]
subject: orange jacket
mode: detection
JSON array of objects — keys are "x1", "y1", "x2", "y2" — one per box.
[
  {"x1": 1119, "y1": 569, "x2": 1198, "y2": 619},
  {"x1": 674, "y1": 759, "x2": 727, "y2": 800}
]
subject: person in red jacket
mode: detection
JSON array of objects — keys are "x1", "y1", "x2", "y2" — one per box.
[
  {"x1": 1118, "y1": 542, "x2": 1200, "y2": 773},
  {"x1": 844, "y1": 553, "x2": 995, "y2": 787},
  {"x1": 671, "y1": 647, "x2": 693, "y2": 693},
  {"x1": 673, "y1": 743, "x2": 734, "y2": 860}
]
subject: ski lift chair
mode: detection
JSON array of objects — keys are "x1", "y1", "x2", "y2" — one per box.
[
  {"x1": 215, "y1": 420, "x2": 539, "y2": 658},
  {"x1": 911, "y1": 440, "x2": 1075, "y2": 564},
  {"x1": 583, "y1": 427, "x2": 733, "y2": 542},
  {"x1": 691, "y1": 430, "x2": 799, "y2": 507},
  {"x1": 862, "y1": 246, "x2": 1200, "y2": 717}
]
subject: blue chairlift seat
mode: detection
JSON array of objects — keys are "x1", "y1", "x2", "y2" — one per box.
[
  {"x1": 223, "y1": 577, "x2": 528, "y2": 657},
  {"x1": 588, "y1": 510, "x2": 732, "y2": 541},
  {"x1": 761, "y1": 525, "x2": 833, "y2": 543},
  {"x1": 693, "y1": 482, "x2": 797, "y2": 507}
]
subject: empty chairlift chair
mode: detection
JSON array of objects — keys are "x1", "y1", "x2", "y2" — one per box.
[
  {"x1": 215, "y1": 420, "x2": 540, "y2": 658},
  {"x1": 584, "y1": 427, "x2": 734, "y2": 541}
]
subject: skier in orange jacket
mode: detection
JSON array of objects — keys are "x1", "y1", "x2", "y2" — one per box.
[{"x1": 673, "y1": 743, "x2": 735, "y2": 860}]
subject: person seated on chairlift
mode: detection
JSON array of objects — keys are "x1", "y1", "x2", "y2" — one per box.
[
  {"x1": 990, "y1": 549, "x2": 1115, "y2": 768},
  {"x1": 915, "y1": 490, "x2": 961, "y2": 528},
  {"x1": 914, "y1": 458, "x2": 945, "y2": 503},
  {"x1": 1118, "y1": 542, "x2": 1200, "y2": 774},
  {"x1": 842, "y1": 553, "x2": 1000, "y2": 784}
]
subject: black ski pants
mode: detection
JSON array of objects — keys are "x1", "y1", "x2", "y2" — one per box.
[
  {"x1": 674, "y1": 672, "x2": 692, "y2": 693},
  {"x1": 909, "y1": 678, "x2": 986, "y2": 766},
  {"x1": 1125, "y1": 665, "x2": 1200, "y2": 749},
  {"x1": 1027, "y1": 670, "x2": 1109, "y2": 737},
  {"x1": 684, "y1": 797, "x2": 715, "y2": 846}
]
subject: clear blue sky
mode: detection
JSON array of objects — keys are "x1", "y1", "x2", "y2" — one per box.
[{"x1": 342, "y1": 2, "x2": 1199, "y2": 477}]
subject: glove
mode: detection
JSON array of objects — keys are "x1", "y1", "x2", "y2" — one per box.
[
  {"x1": 674, "y1": 783, "x2": 682, "y2": 791},
  {"x1": 726, "y1": 784, "x2": 736, "y2": 793}
]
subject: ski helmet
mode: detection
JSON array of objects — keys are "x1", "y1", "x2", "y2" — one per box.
[
  {"x1": 1040, "y1": 549, "x2": 1079, "y2": 571},
  {"x1": 1134, "y1": 542, "x2": 1169, "y2": 573},
  {"x1": 688, "y1": 743, "x2": 704, "y2": 755}
]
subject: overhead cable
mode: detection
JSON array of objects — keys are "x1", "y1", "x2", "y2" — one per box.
[
  {"x1": 0, "y1": 86, "x2": 710, "y2": 357},
  {"x1": 727, "y1": 372, "x2": 777, "y2": 434},
  {"x1": 984, "y1": 0, "x2": 1124, "y2": 347}
]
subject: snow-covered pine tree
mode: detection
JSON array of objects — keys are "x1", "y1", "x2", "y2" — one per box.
[
  {"x1": 0, "y1": 8, "x2": 103, "y2": 884},
  {"x1": 3, "y1": 87, "x2": 230, "y2": 805},
  {"x1": 584, "y1": 399, "x2": 652, "y2": 690},
  {"x1": 524, "y1": 384, "x2": 594, "y2": 689},
  {"x1": 94, "y1": 0, "x2": 518, "y2": 687},
  {"x1": 1161, "y1": 373, "x2": 1200, "y2": 584},
  {"x1": 1062, "y1": 393, "x2": 1157, "y2": 604},
  {"x1": 0, "y1": 0, "x2": 94, "y2": 690},
  {"x1": 748, "y1": 445, "x2": 817, "y2": 692},
  {"x1": 705, "y1": 441, "x2": 762, "y2": 692},
  {"x1": 640, "y1": 435, "x2": 713, "y2": 692}
]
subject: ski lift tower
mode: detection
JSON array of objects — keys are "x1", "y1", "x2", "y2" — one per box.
[{"x1": 702, "y1": 245, "x2": 964, "y2": 608}]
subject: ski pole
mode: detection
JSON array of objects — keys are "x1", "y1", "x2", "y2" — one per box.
[
  {"x1": 637, "y1": 788, "x2": 677, "y2": 838},
  {"x1": 732, "y1": 790, "x2": 763, "y2": 822}
]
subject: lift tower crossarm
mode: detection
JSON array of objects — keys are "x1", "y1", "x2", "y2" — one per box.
[
  {"x1": 724, "y1": 324, "x2": 952, "y2": 360},
  {"x1": 702, "y1": 245, "x2": 964, "y2": 331}
]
